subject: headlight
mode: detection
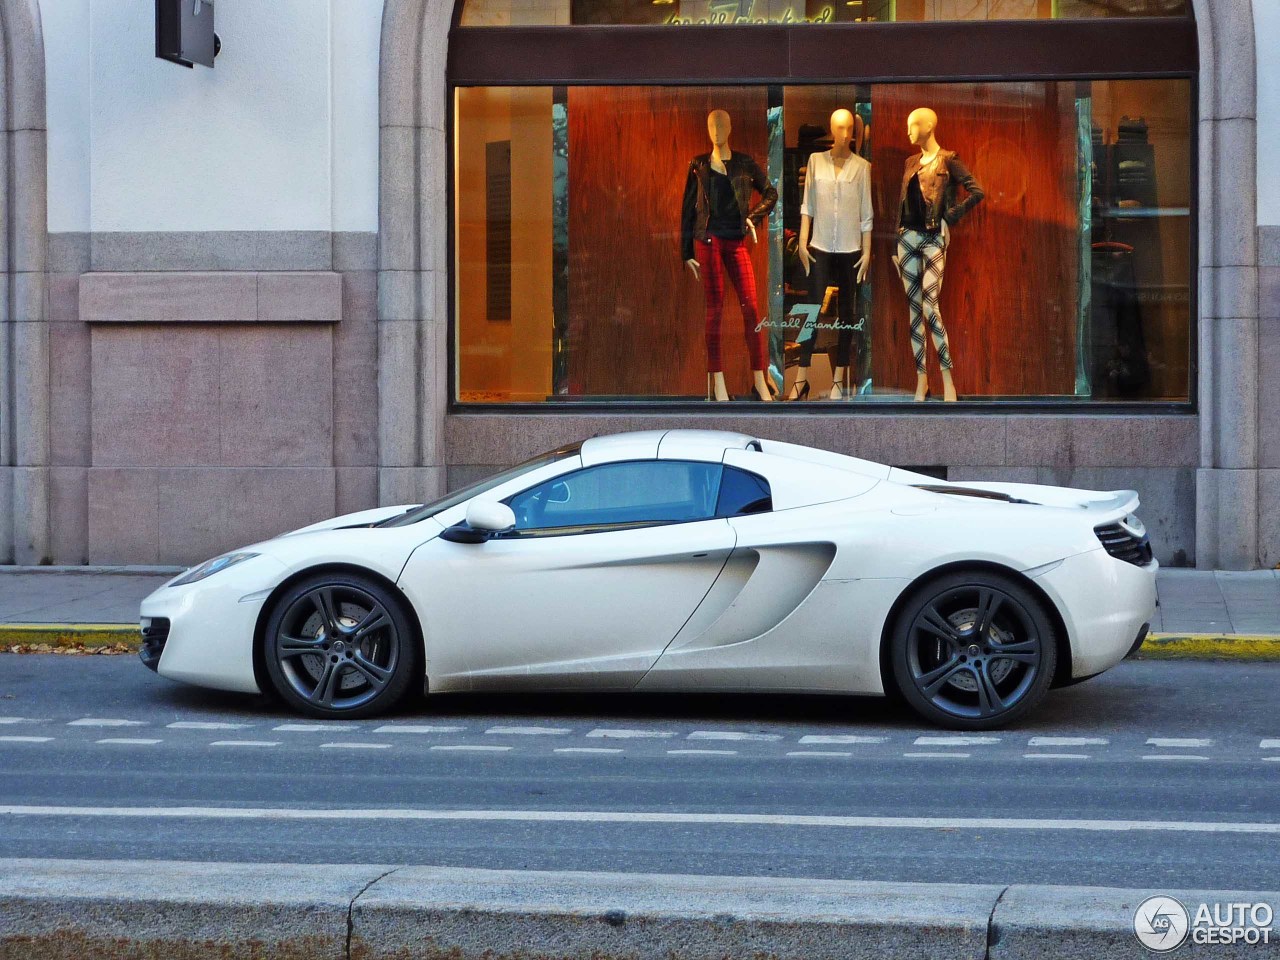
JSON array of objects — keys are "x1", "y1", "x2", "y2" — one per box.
[{"x1": 170, "y1": 552, "x2": 260, "y2": 586}]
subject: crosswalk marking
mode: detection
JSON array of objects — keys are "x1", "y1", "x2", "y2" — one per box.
[
  {"x1": 1142, "y1": 755, "x2": 1210, "y2": 761},
  {"x1": 167, "y1": 721, "x2": 253, "y2": 730},
  {"x1": 321, "y1": 742, "x2": 391, "y2": 750},
  {"x1": 587, "y1": 729, "x2": 676, "y2": 739},
  {"x1": 905, "y1": 752, "x2": 971, "y2": 759},
  {"x1": 1028, "y1": 737, "x2": 1108, "y2": 747},
  {"x1": 96, "y1": 738, "x2": 161, "y2": 745},
  {"x1": 210, "y1": 741, "x2": 280, "y2": 747},
  {"x1": 669, "y1": 749, "x2": 738, "y2": 756},
  {"x1": 1146, "y1": 738, "x2": 1213, "y2": 748},
  {"x1": 554, "y1": 747, "x2": 623, "y2": 754},
  {"x1": 1024, "y1": 753, "x2": 1091, "y2": 760},
  {"x1": 687, "y1": 731, "x2": 782, "y2": 742},
  {"x1": 70, "y1": 718, "x2": 146, "y2": 727},
  {"x1": 0, "y1": 736, "x2": 53, "y2": 743},
  {"x1": 913, "y1": 736, "x2": 998, "y2": 747},
  {"x1": 485, "y1": 726, "x2": 572, "y2": 736},
  {"x1": 799, "y1": 735, "x2": 888, "y2": 745},
  {"x1": 273, "y1": 723, "x2": 351, "y2": 732},
  {"x1": 373, "y1": 725, "x2": 466, "y2": 734},
  {"x1": 430, "y1": 745, "x2": 512, "y2": 752}
]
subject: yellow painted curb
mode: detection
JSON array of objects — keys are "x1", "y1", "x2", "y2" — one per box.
[
  {"x1": 0, "y1": 623, "x2": 139, "y2": 651},
  {"x1": 1140, "y1": 633, "x2": 1280, "y2": 661}
]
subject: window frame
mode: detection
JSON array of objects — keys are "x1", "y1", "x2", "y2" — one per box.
[{"x1": 445, "y1": 13, "x2": 1198, "y2": 415}]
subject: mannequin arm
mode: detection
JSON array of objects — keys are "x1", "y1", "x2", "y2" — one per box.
[
  {"x1": 942, "y1": 154, "x2": 985, "y2": 226},
  {"x1": 745, "y1": 155, "x2": 778, "y2": 223},
  {"x1": 680, "y1": 161, "x2": 699, "y2": 262},
  {"x1": 856, "y1": 229, "x2": 872, "y2": 283},
  {"x1": 798, "y1": 215, "x2": 813, "y2": 274}
]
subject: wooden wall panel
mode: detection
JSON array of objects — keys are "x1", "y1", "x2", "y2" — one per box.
[
  {"x1": 869, "y1": 81, "x2": 1079, "y2": 398},
  {"x1": 567, "y1": 86, "x2": 771, "y2": 398}
]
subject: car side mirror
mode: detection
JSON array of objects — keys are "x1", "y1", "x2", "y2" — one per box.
[{"x1": 440, "y1": 500, "x2": 516, "y2": 544}]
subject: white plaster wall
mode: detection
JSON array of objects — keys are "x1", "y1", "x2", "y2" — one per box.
[
  {"x1": 41, "y1": 0, "x2": 383, "y2": 233},
  {"x1": 1258, "y1": 0, "x2": 1280, "y2": 224},
  {"x1": 42, "y1": 0, "x2": 91, "y2": 233}
]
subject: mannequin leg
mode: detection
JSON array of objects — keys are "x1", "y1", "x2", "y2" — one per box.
[
  {"x1": 791, "y1": 248, "x2": 833, "y2": 398},
  {"x1": 830, "y1": 252, "x2": 859, "y2": 400},
  {"x1": 920, "y1": 234, "x2": 957, "y2": 401},
  {"x1": 698, "y1": 238, "x2": 728, "y2": 399},
  {"x1": 722, "y1": 238, "x2": 771, "y2": 400},
  {"x1": 898, "y1": 233, "x2": 930, "y2": 397}
]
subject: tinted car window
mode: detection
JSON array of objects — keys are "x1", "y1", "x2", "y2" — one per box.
[
  {"x1": 716, "y1": 467, "x2": 772, "y2": 517},
  {"x1": 507, "y1": 461, "x2": 723, "y2": 534}
]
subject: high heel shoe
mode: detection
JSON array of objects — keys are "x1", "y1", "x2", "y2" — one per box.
[
  {"x1": 749, "y1": 382, "x2": 772, "y2": 401},
  {"x1": 785, "y1": 381, "x2": 810, "y2": 402},
  {"x1": 828, "y1": 381, "x2": 844, "y2": 401}
]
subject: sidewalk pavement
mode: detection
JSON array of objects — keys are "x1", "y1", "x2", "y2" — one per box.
[{"x1": 0, "y1": 565, "x2": 1277, "y2": 634}]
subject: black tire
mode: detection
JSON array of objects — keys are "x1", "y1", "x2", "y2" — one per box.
[
  {"x1": 262, "y1": 572, "x2": 418, "y2": 720},
  {"x1": 889, "y1": 570, "x2": 1057, "y2": 730}
]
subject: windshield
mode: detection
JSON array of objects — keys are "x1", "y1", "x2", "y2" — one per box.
[{"x1": 375, "y1": 442, "x2": 583, "y2": 527}]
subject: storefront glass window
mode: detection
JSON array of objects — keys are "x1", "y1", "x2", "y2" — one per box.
[
  {"x1": 459, "y1": 0, "x2": 1189, "y2": 27},
  {"x1": 453, "y1": 79, "x2": 1193, "y2": 404}
]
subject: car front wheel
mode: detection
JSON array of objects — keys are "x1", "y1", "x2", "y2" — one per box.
[
  {"x1": 889, "y1": 571, "x2": 1057, "y2": 730},
  {"x1": 263, "y1": 572, "x2": 418, "y2": 719}
]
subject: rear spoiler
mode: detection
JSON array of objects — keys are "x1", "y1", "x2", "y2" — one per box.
[{"x1": 916, "y1": 481, "x2": 1141, "y2": 526}]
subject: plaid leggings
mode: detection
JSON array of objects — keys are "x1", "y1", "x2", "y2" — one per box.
[
  {"x1": 698, "y1": 236, "x2": 766, "y2": 372},
  {"x1": 897, "y1": 228, "x2": 953, "y2": 373}
]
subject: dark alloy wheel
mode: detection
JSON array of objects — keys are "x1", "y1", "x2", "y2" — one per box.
[
  {"x1": 262, "y1": 573, "x2": 418, "y2": 719},
  {"x1": 890, "y1": 571, "x2": 1057, "y2": 730}
]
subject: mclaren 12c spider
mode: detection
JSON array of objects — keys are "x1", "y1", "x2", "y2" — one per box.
[{"x1": 139, "y1": 430, "x2": 1157, "y2": 729}]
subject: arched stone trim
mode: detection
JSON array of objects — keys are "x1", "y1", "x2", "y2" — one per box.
[
  {"x1": 0, "y1": 0, "x2": 48, "y2": 564},
  {"x1": 380, "y1": 0, "x2": 1262, "y2": 567}
]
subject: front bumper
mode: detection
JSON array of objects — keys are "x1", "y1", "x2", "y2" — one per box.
[
  {"x1": 138, "y1": 555, "x2": 286, "y2": 694},
  {"x1": 1031, "y1": 547, "x2": 1158, "y2": 679}
]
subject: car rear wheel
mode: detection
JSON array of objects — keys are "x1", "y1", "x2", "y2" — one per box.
[
  {"x1": 263, "y1": 572, "x2": 418, "y2": 719},
  {"x1": 889, "y1": 571, "x2": 1057, "y2": 730}
]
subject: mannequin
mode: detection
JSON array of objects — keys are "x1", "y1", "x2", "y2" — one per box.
[
  {"x1": 891, "y1": 107, "x2": 984, "y2": 402},
  {"x1": 791, "y1": 108, "x2": 873, "y2": 401},
  {"x1": 680, "y1": 109, "x2": 778, "y2": 402}
]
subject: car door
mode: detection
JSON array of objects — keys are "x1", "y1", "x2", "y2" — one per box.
[{"x1": 405, "y1": 459, "x2": 737, "y2": 691}]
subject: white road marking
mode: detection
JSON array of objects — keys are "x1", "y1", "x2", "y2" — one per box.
[
  {"x1": 95, "y1": 738, "x2": 162, "y2": 745},
  {"x1": 904, "y1": 752, "x2": 971, "y2": 759},
  {"x1": 6, "y1": 806, "x2": 1278, "y2": 836},
  {"x1": 1260, "y1": 740, "x2": 1280, "y2": 750},
  {"x1": 668, "y1": 749, "x2": 738, "y2": 756},
  {"x1": 798, "y1": 735, "x2": 888, "y2": 745},
  {"x1": 553, "y1": 748, "x2": 623, "y2": 754},
  {"x1": 373, "y1": 725, "x2": 466, "y2": 734},
  {"x1": 0, "y1": 718, "x2": 44, "y2": 725},
  {"x1": 321, "y1": 742, "x2": 391, "y2": 750},
  {"x1": 429, "y1": 745, "x2": 512, "y2": 752},
  {"x1": 913, "y1": 736, "x2": 998, "y2": 746},
  {"x1": 1023, "y1": 754, "x2": 1091, "y2": 760},
  {"x1": 272, "y1": 723, "x2": 351, "y2": 732},
  {"x1": 485, "y1": 726, "x2": 572, "y2": 736},
  {"x1": 586, "y1": 729, "x2": 676, "y2": 739},
  {"x1": 1146, "y1": 738, "x2": 1213, "y2": 748},
  {"x1": 167, "y1": 721, "x2": 253, "y2": 730},
  {"x1": 0, "y1": 736, "x2": 53, "y2": 743},
  {"x1": 69, "y1": 718, "x2": 145, "y2": 727},
  {"x1": 210, "y1": 741, "x2": 280, "y2": 748},
  {"x1": 1265, "y1": 757, "x2": 1280, "y2": 763},
  {"x1": 1142, "y1": 755, "x2": 1210, "y2": 762},
  {"x1": 1027, "y1": 737, "x2": 1108, "y2": 747},
  {"x1": 786, "y1": 751, "x2": 852, "y2": 758},
  {"x1": 686, "y1": 731, "x2": 782, "y2": 742}
]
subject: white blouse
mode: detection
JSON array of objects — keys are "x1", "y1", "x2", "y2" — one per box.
[{"x1": 800, "y1": 150, "x2": 874, "y2": 254}]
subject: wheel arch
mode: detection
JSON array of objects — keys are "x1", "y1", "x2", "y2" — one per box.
[
  {"x1": 876, "y1": 560, "x2": 1074, "y2": 696},
  {"x1": 251, "y1": 562, "x2": 428, "y2": 697}
]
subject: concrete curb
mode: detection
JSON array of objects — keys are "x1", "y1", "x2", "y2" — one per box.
[
  {"x1": 0, "y1": 859, "x2": 1274, "y2": 959},
  {"x1": 5, "y1": 625, "x2": 1280, "y2": 661}
]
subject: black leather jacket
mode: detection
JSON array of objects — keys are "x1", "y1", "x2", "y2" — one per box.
[
  {"x1": 895, "y1": 149, "x2": 984, "y2": 233},
  {"x1": 681, "y1": 152, "x2": 778, "y2": 261}
]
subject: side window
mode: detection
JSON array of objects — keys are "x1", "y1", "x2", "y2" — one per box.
[
  {"x1": 716, "y1": 466, "x2": 772, "y2": 517},
  {"x1": 506, "y1": 461, "x2": 724, "y2": 534}
]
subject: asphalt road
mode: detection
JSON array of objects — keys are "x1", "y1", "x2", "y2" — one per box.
[{"x1": 1, "y1": 654, "x2": 1278, "y2": 890}]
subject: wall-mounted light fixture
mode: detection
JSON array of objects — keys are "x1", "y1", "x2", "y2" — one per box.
[{"x1": 156, "y1": 0, "x2": 219, "y2": 69}]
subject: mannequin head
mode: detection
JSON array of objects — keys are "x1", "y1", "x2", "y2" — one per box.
[
  {"x1": 830, "y1": 109, "x2": 856, "y2": 154},
  {"x1": 707, "y1": 110, "x2": 732, "y2": 148},
  {"x1": 907, "y1": 107, "x2": 939, "y2": 149}
]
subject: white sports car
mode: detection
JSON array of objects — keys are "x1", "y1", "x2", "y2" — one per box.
[{"x1": 139, "y1": 430, "x2": 1157, "y2": 729}]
